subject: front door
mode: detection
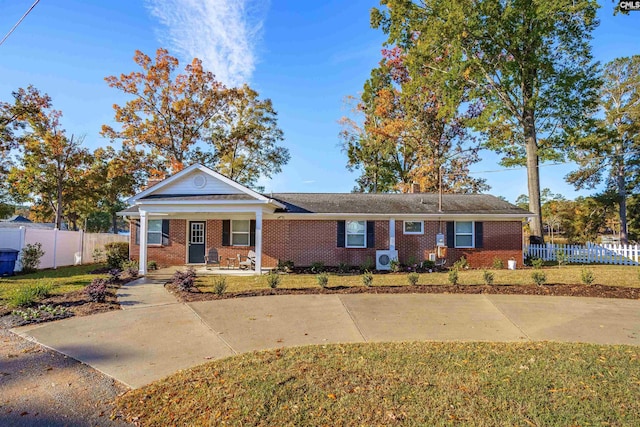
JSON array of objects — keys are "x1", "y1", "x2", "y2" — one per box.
[{"x1": 188, "y1": 221, "x2": 206, "y2": 263}]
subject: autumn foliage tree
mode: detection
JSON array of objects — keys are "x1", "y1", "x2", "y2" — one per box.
[
  {"x1": 341, "y1": 46, "x2": 487, "y2": 193},
  {"x1": 102, "y1": 48, "x2": 289, "y2": 187}
]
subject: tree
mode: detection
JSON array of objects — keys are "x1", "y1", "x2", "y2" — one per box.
[
  {"x1": 7, "y1": 91, "x2": 91, "y2": 229},
  {"x1": 371, "y1": 0, "x2": 600, "y2": 241},
  {"x1": 566, "y1": 56, "x2": 640, "y2": 244},
  {"x1": 341, "y1": 46, "x2": 487, "y2": 193},
  {"x1": 102, "y1": 48, "x2": 289, "y2": 185}
]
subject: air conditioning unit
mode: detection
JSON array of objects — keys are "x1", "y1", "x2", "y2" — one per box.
[{"x1": 376, "y1": 250, "x2": 398, "y2": 270}]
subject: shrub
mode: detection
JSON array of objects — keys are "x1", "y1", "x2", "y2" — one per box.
[
  {"x1": 359, "y1": 257, "x2": 375, "y2": 273},
  {"x1": 310, "y1": 261, "x2": 325, "y2": 274},
  {"x1": 581, "y1": 268, "x2": 595, "y2": 286},
  {"x1": 9, "y1": 281, "x2": 53, "y2": 307},
  {"x1": 389, "y1": 259, "x2": 401, "y2": 273},
  {"x1": 361, "y1": 271, "x2": 374, "y2": 287},
  {"x1": 12, "y1": 304, "x2": 68, "y2": 323},
  {"x1": 316, "y1": 272, "x2": 329, "y2": 288},
  {"x1": 20, "y1": 243, "x2": 45, "y2": 273},
  {"x1": 492, "y1": 257, "x2": 505, "y2": 270},
  {"x1": 147, "y1": 261, "x2": 158, "y2": 271},
  {"x1": 421, "y1": 260, "x2": 436, "y2": 271},
  {"x1": 556, "y1": 250, "x2": 568, "y2": 268},
  {"x1": 172, "y1": 267, "x2": 196, "y2": 291},
  {"x1": 531, "y1": 258, "x2": 544, "y2": 270},
  {"x1": 85, "y1": 278, "x2": 108, "y2": 303},
  {"x1": 212, "y1": 277, "x2": 227, "y2": 295},
  {"x1": 104, "y1": 242, "x2": 129, "y2": 269},
  {"x1": 122, "y1": 260, "x2": 139, "y2": 278},
  {"x1": 277, "y1": 259, "x2": 294, "y2": 272},
  {"x1": 407, "y1": 272, "x2": 419, "y2": 286},
  {"x1": 531, "y1": 271, "x2": 547, "y2": 286},
  {"x1": 266, "y1": 271, "x2": 281, "y2": 289},
  {"x1": 483, "y1": 270, "x2": 495, "y2": 285},
  {"x1": 107, "y1": 268, "x2": 122, "y2": 284},
  {"x1": 92, "y1": 248, "x2": 106, "y2": 263},
  {"x1": 453, "y1": 257, "x2": 469, "y2": 270},
  {"x1": 337, "y1": 262, "x2": 350, "y2": 274},
  {"x1": 448, "y1": 268, "x2": 459, "y2": 286}
]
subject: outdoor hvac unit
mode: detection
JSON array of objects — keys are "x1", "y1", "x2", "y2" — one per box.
[{"x1": 376, "y1": 250, "x2": 398, "y2": 270}]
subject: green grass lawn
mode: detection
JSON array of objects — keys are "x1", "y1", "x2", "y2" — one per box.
[
  {"x1": 115, "y1": 341, "x2": 640, "y2": 426},
  {"x1": 0, "y1": 264, "x2": 104, "y2": 308},
  {"x1": 197, "y1": 264, "x2": 640, "y2": 294}
]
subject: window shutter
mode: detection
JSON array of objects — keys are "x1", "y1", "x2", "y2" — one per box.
[
  {"x1": 134, "y1": 219, "x2": 140, "y2": 245},
  {"x1": 475, "y1": 222, "x2": 483, "y2": 248},
  {"x1": 250, "y1": 220, "x2": 256, "y2": 246},
  {"x1": 161, "y1": 220, "x2": 170, "y2": 246},
  {"x1": 366, "y1": 221, "x2": 375, "y2": 248},
  {"x1": 446, "y1": 222, "x2": 455, "y2": 248},
  {"x1": 337, "y1": 221, "x2": 345, "y2": 248},
  {"x1": 222, "y1": 220, "x2": 231, "y2": 246}
]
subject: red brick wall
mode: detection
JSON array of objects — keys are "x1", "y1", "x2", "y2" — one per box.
[{"x1": 130, "y1": 218, "x2": 523, "y2": 269}]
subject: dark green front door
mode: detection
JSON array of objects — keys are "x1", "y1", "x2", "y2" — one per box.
[{"x1": 188, "y1": 221, "x2": 206, "y2": 263}]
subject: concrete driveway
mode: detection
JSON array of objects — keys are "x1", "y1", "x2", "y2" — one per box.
[{"x1": 12, "y1": 278, "x2": 640, "y2": 389}]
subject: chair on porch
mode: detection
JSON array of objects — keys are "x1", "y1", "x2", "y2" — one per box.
[
  {"x1": 238, "y1": 250, "x2": 256, "y2": 270},
  {"x1": 204, "y1": 248, "x2": 222, "y2": 270}
]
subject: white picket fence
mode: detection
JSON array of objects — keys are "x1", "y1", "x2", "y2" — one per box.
[
  {"x1": 525, "y1": 242, "x2": 640, "y2": 266},
  {"x1": 0, "y1": 227, "x2": 128, "y2": 272}
]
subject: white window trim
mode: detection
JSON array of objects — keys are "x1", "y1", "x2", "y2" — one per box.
[
  {"x1": 231, "y1": 220, "x2": 251, "y2": 247},
  {"x1": 345, "y1": 220, "x2": 367, "y2": 248},
  {"x1": 403, "y1": 220, "x2": 424, "y2": 235},
  {"x1": 454, "y1": 221, "x2": 475, "y2": 248},
  {"x1": 147, "y1": 219, "x2": 163, "y2": 245}
]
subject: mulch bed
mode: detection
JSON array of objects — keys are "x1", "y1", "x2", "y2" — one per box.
[{"x1": 168, "y1": 282, "x2": 640, "y2": 303}]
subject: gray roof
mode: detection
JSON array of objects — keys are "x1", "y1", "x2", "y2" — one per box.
[
  {"x1": 2, "y1": 215, "x2": 32, "y2": 223},
  {"x1": 271, "y1": 193, "x2": 528, "y2": 215}
]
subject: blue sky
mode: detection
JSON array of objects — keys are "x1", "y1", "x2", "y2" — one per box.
[{"x1": 0, "y1": 0, "x2": 637, "y2": 203}]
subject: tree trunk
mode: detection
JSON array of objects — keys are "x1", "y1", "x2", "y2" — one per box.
[
  {"x1": 55, "y1": 178, "x2": 63, "y2": 229},
  {"x1": 523, "y1": 105, "x2": 544, "y2": 243},
  {"x1": 112, "y1": 212, "x2": 118, "y2": 234},
  {"x1": 617, "y1": 154, "x2": 628, "y2": 244}
]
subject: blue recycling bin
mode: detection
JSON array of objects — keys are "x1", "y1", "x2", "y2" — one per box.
[{"x1": 0, "y1": 248, "x2": 20, "y2": 276}]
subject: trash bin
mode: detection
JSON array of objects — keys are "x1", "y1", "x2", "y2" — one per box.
[{"x1": 0, "y1": 248, "x2": 20, "y2": 276}]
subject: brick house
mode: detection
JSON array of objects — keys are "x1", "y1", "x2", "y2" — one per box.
[{"x1": 119, "y1": 164, "x2": 531, "y2": 275}]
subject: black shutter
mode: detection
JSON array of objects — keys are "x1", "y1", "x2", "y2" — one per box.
[
  {"x1": 134, "y1": 219, "x2": 140, "y2": 245},
  {"x1": 475, "y1": 222, "x2": 483, "y2": 248},
  {"x1": 337, "y1": 221, "x2": 345, "y2": 248},
  {"x1": 222, "y1": 220, "x2": 231, "y2": 246},
  {"x1": 446, "y1": 222, "x2": 455, "y2": 248},
  {"x1": 366, "y1": 221, "x2": 375, "y2": 248},
  {"x1": 161, "y1": 220, "x2": 170, "y2": 246},
  {"x1": 250, "y1": 220, "x2": 256, "y2": 246}
]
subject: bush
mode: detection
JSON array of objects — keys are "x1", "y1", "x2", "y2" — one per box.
[
  {"x1": 531, "y1": 258, "x2": 544, "y2": 270},
  {"x1": 212, "y1": 277, "x2": 227, "y2": 295},
  {"x1": 361, "y1": 271, "x2": 374, "y2": 287},
  {"x1": 104, "y1": 242, "x2": 129, "y2": 269},
  {"x1": 453, "y1": 257, "x2": 469, "y2": 270},
  {"x1": 277, "y1": 259, "x2": 294, "y2": 272},
  {"x1": 9, "y1": 281, "x2": 53, "y2": 307},
  {"x1": 556, "y1": 250, "x2": 569, "y2": 268},
  {"x1": 337, "y1": 262, "x2": 350, "y2": 274},
  {"x1": 20, "y1": 243, "x2": 45, "y2": 273},
  {"x1": 310, "y1": 261, "x2": 325, "y2": 274},
  {"x1": 492, "y1": 257, "x2": 504, "y2": 270},
  {"x1": 85, "y1": 278, "x2": 108, "y2": 303},
  {"x1": 122, "y1": 260, "x2": 139, "y2": 278},
  {"x1": 12, "y1": 304, "x2": 69, "y2": 323},
  {"x1": 389, "y1": 259, "x2": 401, "y2": 273},
  {"x1": 483, "y1": 270, "x2": 495, "y2": 285},
  {"x1": 266, "y1": 271, "x2": 281, "y2": 289},
  {"x1": 448, "y1": 268, "x2": 459, "y2": 286},
  {"x1": 421, "y1": 260, "x2": 436, "y2": 271},
  {"x1": 92, "y1": 248, "x2": 106, "y2": 263},
  {"x1": 359, "y1": 257, "x2": 375, "y2": 273},
  {"x1": 407, "y1": 272, "x2": 419, "y2": 286},
  {"x1": 531, "y1": 271, "x2": 547, "y2": 286},
  {"x1": 581, "y1": 268, "x2": 595, "y2": 286},
  {"x1": 147, "y1": 261, "x2": 158, "y2": 271},
  {"x1": 107, "y1": 268, "x2": 122, "y2": 283},
  {"x1": 172, "y1": 267, "x2": 196, "y2": 291},
  {"x1": 316, "y1": 272, "x2": 329, "y2": 288}
]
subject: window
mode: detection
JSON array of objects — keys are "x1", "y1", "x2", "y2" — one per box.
[
  {"x1": 404, "y1": 221, "x2": 423, "y2": 234},
  {"x1": 455, "y1": 221, "x2": 474, "y2": 248},
  {"x1": 346, "y1": 220, "x2": 366, "y2": 248},
  {"x1": 147, "y1": 220, "x2": 162, "y2": 244},
  {"x1": 231, "y1": 220, "x2": 250, "y2": 246}
]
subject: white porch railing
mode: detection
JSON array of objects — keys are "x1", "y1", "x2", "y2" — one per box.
[{"x1": 525, "y1": 242, "x2": 640, "y2": 266}]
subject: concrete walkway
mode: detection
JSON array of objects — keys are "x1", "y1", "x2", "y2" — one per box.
[{"x1": 12, "y1": 279, "x2": 640, "y2": 389}]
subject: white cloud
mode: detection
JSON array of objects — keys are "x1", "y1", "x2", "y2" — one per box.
[{"x1": 144, "y1": 0, "x2": 267, "y2": 87}]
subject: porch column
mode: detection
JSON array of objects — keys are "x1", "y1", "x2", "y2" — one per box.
[
  {"x1": 389, "y1": 218, "x2": 396, "y2": 250},
  {"x1": 138, "y1": 210, "x2": 148, "y2": 276},
  {"x1": 254, "y1": 209, "x2": 263, "y2": 274}
]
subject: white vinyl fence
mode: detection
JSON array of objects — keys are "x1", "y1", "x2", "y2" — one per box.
[
  {"x1": 0, "y1": 227, "x2": 128, "y2": 272},
  {"x1": 525, "y1": 242, "x2": 640, "y2": 266}
]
